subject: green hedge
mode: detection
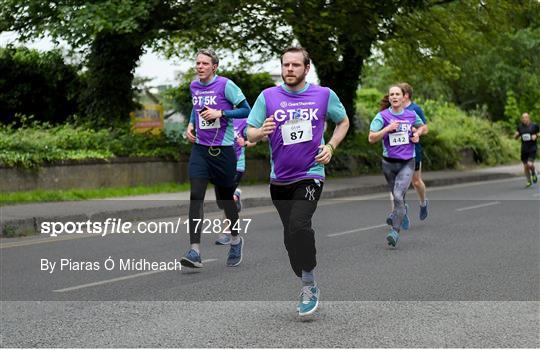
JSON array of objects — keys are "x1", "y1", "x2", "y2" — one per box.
[
  {"x1": 1, "y1": 98, "x2": 520, "y2": 172},
  {"x1": 421, "y1": 99, "x2": 519, "y2": 167},
  {"x1": 0, "y1": 123, "x2": 190, "y2": 168}
]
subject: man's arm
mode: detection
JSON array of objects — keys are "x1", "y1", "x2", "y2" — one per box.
[
  {"x1": 315, "y1": 116, "x2": 350, "y2": 164},
  {"x1": 328, "y1": 116, "x2": 350, "y2": 149},
  {"x1": 190, "y1": 107, "x2": 196, "y2": 124},
  {"x1": 200, "y1": 99, "x2": 251, "y2": 121},
  {"x1": 224, "y1": 99, "x2": 251, "y2": 119},
  {"x1": 247, "y1": 92, "x2": 273, "y2": 142},
  {"x1": 185, "y1": 108, "x2": 196, "y2": 143},
  {"x1": 314, "y1": 90, "x2": 351, "y2": 164},
  {"x1": 224, "y1": 80, "x2": 250, "y2": 119},
  {"x1": 415, "y1": 104, "x2": 427, "y2": 124},
  {"x1": 409, "y1": 113, "x2": 427, "y2": 143},
  {"x1": 247, "y1": 117, "x2": 275, "y2": 143},
  {"x1": 414, "y1": 111, "x2": 428, "y2": 134},
  {"x1": 199, "y1": 79, "x2": 251, "y2": 121},
  {"x1": 240, "y1": 127, "x2": 257, "y2": 147}
]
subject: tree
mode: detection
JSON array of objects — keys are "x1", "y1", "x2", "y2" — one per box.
[
  {"x1": 372, "y1": 0, "x2": 540, "y2": 120},
  {"x1": 0, "y1": 0, "x2": 241, "y2": 127},
  {"x1": 182, "y1": 0, "x2": 447, "y2": 136},
  {"x1": 2, "y1": 0, "x2": 457, "y2": 133},
  {"x1": 0, "y1": 46, "x2": 80, "y2": 125},
  {"x1": 279, "y1": 0, "x2": 426, "y2": 134},
  {"x1": 504, "y1": 90, "x2": 520, "y2": 129}
]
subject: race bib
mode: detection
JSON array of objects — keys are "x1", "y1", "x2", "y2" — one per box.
[
  {"x1": 282, "y1": 119, "x2": 313, "y2": 145},
  {"x1": 199, "y1": 117, "x2": 220, "y2": 130},
  {"x1": 389, "y1": 131, "x2": 409, "y2": 146},
  {"x1": 522, "y1": 133, "x2": 532, "y2": 141}
]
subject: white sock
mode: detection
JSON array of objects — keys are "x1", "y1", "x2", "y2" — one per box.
[
  {"x1": 301, "y1": 270, "x2": 315, "y2": 286},
  {"x1": 230, "y1": 235, "x2": 241, "y2": 245},
  {"x1": 190, "y1": 244, "x2": 200, "y2": 254}
]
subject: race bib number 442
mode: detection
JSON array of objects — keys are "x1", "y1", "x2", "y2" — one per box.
[
  {"x1": 199, "y1": 117, "x2": 220, "y2": 130},
  {"x1": 389, "y1": 131, "x2": 409, "y2": 146},
  {"x1": 282, "y1": 119, "x2": 313, "y2": 145}
]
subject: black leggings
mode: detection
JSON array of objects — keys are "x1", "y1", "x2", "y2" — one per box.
[
  {"x1": 189, "y1": 178, "x2": 239, "y2": 244},
  {"x1": 215, "y1": 171, "x2": 244, "y2": 210},
  {"x1": 270, "y1": 179, "x2": 323, "y2": 277}
]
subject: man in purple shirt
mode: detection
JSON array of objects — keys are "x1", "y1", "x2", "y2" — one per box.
[
  {"x1": 181, "y1": 49, "x2": 251, "y2": 269},
  {"x1": 247, "y1": 47, "x2": 349, "y2": 316}
]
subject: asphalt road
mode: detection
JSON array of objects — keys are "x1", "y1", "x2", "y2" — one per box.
[{"x1": 1, "y1": 177, "x2": 539, "y2": 347}]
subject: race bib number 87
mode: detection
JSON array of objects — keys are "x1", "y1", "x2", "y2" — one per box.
[{"x1": 282, "y1": 119, "x2": 313, "y2": 145}]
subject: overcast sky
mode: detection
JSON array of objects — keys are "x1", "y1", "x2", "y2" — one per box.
[{"x1": 1, "y1": 32, "x2": 318, "y2": 86}]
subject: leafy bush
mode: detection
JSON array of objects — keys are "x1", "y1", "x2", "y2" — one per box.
[
  {"x1": 0, "y1": 46, "x2": 81, "y2": 125},
  {"x1": 0, "y1": 122, "x2": 189, "y2": 168},
  {"x1": 356, "y1": 88, "x2": 384, "y2": 130},
  {"x1": 420, "y1": 99, "x2": 519, "y2": 167}
]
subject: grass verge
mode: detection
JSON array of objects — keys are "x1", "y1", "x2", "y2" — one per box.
[{"x1": 1, "y1": 182, "x2": 191, "y2": 206}]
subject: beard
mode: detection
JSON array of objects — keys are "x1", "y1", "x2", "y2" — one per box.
[{"x1": 282, "y1": 70, "x2": 307, "y2": 88}]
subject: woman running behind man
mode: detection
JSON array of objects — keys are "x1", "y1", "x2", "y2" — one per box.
[{"x1": 369, "y1": 85, "x2": 427, "y2": 247}]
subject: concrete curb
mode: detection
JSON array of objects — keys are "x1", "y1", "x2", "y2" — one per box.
[
  {"x1": 0, "y1": 171, "x2": 519, "y2": 237},
  {"x1": 422, "y1": 173, "x2": 514, "y2": 187}
]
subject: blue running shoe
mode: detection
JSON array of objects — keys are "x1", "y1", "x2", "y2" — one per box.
[
  {"x1": 419, "y1": 199, "x2": 429, "y2": 221},
  {"x1": 298, "y1": 284, "x2": 320, "y2": 316},
  {"x1": 227, "y1": 237, "x2": 244, "y2": 267},
  {"x1": 215, "y1": 233, "x2": 231, "y2": 245},
  {"x1": 386, "y1": 212, "x2": 394, "y2": 226},
  {"x1": 180, "y1": 249, "x2": 203, "y2": 268},
  {"x1": 386, "y1": 229, "x2": 400, "y2": 247},
  {"x1": 401, "y1": 204, "x2": 410, "y2": 230},
  {"x1": 234, "y1": 189, "x2": 242, "y2": 212}
]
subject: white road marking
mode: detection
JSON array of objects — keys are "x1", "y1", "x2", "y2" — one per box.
[
  {"x1": 327, "y1": 224, "x2": 387, "y2": 237},
  {"x1": 53, "y1": 259, "x2": 218, "y2": 292},
  {"x1": 0, "y1": 233, "x2": 101, "y2": 248},
  {"x1": 456, "y1": 201, "x2": 500, "y2": 212},
  {"x1": 335, "y1": 177, "x2": 521, "y2": 202}
]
